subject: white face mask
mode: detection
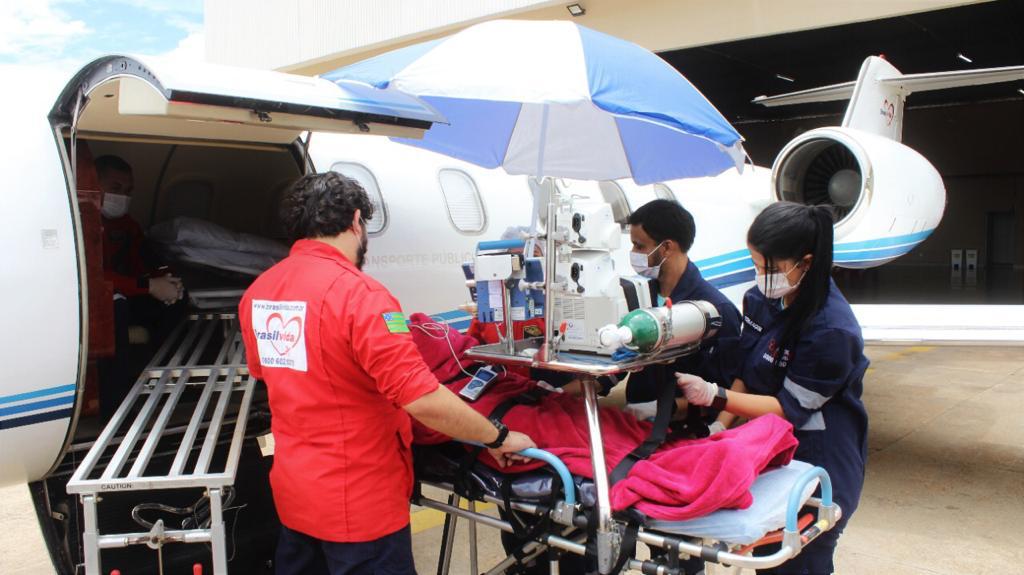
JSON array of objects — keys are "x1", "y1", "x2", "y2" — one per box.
[
  {"x1": 756, "y1": 264, "x2": 806, "y2": 300},
  {"x1": 101, "y1": 193, "x2": 131, "y2": 219},
  {"x1": 630, "y1": 241, "x2": 665, "y2": 279}
]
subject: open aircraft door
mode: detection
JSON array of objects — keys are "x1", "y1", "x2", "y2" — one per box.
[{"x1": 0, "y1": 55, "x2": 443, "y2": 487}]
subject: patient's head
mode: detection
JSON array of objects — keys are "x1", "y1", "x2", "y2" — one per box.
[{"x1": 281, "y1": 172, "x2": 375, "y2": 268}]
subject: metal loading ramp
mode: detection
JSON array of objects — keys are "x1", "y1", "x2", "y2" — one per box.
[{"x1": 67, "y1": 313, "x2": 255, "y2": 575}]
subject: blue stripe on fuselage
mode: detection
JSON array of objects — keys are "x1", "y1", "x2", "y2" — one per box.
[
  {"x1": 0, "y1": 408, "x2": 74, "y2": 431},
  {"x1": 0, "y1": 383, "x2": 76, "y2": 405}
]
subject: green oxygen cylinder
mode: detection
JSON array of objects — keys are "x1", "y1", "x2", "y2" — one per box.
[{"x1": 597, "y1": 300, "x2": 722, "y2": 354}]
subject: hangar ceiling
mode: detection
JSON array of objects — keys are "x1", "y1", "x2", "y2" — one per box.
[{"x1": 660, "y1": 0, "x2": 1024, "y2": 126}]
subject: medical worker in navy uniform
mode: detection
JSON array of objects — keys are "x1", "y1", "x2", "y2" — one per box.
[
  {"x1": 676, "y1": 202, "x2": 868, "y2": 575},
  {"x1": 623, "y1": 199, "x2": 742, "y2": 418}
]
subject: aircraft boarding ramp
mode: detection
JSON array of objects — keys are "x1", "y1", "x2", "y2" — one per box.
[{"x1": 66, "y1": 313, "x2": 255, "y2": 575}]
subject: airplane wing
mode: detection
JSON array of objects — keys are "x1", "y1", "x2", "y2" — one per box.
[
  {"x1": 753, "y1": 63, "x2": 1024, "y2": 107},
  {"x1": 852, "y1": 304, "x2": 1024, "y2": 346},
  {"x1": 752, "y1": 81, "x2": 855, "y2": 106}
]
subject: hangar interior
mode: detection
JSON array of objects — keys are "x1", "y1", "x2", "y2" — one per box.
[{"x1": 660, "y1": 0, "x2": 1024, "y2": 304}]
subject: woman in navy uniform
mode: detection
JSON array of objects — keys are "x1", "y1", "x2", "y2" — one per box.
[{"x1": 676, "y1": 202, "x2": 869, "y2": 574}]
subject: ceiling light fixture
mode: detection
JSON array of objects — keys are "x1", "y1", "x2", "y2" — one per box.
[
  {"x1": 957, "y1": 52, "x2": 973, "y2": 64},
  {"x1": 567, "y1": 3, "x2": 585, "y2": 17},
  {"x1": 1018, "y1": 88, "x2": 1024, "y2": 96},
  {"x1": 776, "y1": 74, "x2": 795, "y2": 82}
]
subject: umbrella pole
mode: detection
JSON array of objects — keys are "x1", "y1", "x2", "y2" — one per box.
[
  {"x1": 541, "y1": 181, "x2": 558, "y2": 362},
  {"x1": 537, "y1": 103, "x2": 558, "y2": 362},
  {"x1": 501, "y1": 279, "x2": 515, "y2": 355}
]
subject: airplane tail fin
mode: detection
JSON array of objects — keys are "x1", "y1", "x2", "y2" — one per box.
[
  {"x1": 753, "y1": 56, "x2": 1024, "y2": 142},
  {"x1": 840, "y1": 56, "x2": 906, "y2": 140}
]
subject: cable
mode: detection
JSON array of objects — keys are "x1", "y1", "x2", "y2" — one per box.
[
  {"x1": 410, "y1": 321, "x2": 478, "y2": 379},
  {"x1": 224, "y1": 503, "x2": 248, "y2": 562}
]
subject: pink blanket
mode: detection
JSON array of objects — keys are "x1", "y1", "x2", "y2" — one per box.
[{"x1": 408, "y1": 313, "x2": 798, "y2": 520}]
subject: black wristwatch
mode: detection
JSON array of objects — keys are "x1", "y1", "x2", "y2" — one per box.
[
  {"x1": 711, "y1": 385, "x2": 729, "y2": 411},
  {"x1": 484, "y1": 418, "x2": 509, "y2": 448}
]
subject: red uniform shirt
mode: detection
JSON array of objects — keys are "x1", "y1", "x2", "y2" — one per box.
[
  {"x1": 102, "y1": 214, "x2": 148, "y2": 297},
  {"x1": 239, "y1": 239, "x2": 439, "y2": 542}
]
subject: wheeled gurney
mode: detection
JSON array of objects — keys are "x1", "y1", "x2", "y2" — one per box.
[
  {"x1": 412, "y1": 336, "x2": 842, "y2": 575},
  {"x1": 415, "y1": 441, "x2": 839, "y2": 574}
]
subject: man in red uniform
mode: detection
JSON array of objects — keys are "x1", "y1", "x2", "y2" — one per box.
[
  {"x1": 96, "y1": 155, "x2": 184, "y2": 304},
  {"x1": 239, "y1": 172, "x2": 535, "y2": 575},
  {"x1": 95, "y1": 155, "x2": 185, "y2": 417}
]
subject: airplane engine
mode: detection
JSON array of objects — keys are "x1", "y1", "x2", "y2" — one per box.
[{"x1": 771, "y1": 127, "x2": 946, "y2": 268}]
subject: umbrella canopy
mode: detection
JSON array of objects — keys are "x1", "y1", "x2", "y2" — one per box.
[{"x1": 324, "y1": 20, "x2": 745, "y2": 185}]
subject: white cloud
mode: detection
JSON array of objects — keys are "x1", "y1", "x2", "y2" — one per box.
[
  {"x1": 0, "y1": 1, "x2": 91, "y2": 60},
  {"x1": 160, "y1": 30, "x2": 206, "y2": 63},
  {"x1": 166, "y1": 13, "x2": 203, "y2": 34}
]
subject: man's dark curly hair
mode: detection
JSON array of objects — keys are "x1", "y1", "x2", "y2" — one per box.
[{"x1": 280, "y1": 172, "x2": 375, "y2": 242}]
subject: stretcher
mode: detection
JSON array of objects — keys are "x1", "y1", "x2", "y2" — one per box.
[
  {"x1": 415, "y1": 442, "x2": 839, "y2": 575},
  {"x1": 414, "y1": 337, "x2": 842, "y2": 575}
]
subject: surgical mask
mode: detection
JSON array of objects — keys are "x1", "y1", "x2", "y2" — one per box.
[
  {"x1": 630, "y1": 241, "x2": 665, "y2": 279},
  {"x1": 101, "y1": 193, "x2": 131, "y2": 219},
  {"x1": 756, "y1": 264, "x2": 805, "y2": 300}
]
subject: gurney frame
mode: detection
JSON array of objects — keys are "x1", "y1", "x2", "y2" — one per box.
[{"x1": 416, "y1": 446, "x2": 840, "y2": 574}]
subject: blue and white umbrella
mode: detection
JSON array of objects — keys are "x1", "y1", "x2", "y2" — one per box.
[{"x1": 324, "y1": 20, "x2": 745, "y2": 185}]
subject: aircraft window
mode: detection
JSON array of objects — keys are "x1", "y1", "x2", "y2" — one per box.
[
  {"x1": 330, "y1": 162, "x2": 387, "y2": 234},
  {"x1": 439, "y1": 169, "x2": 486, "y2": 234},
  {"x1": 653, "y1": 183, "x2": 676, "y2": 202},
  {"x1": 598, "y1": 180, "x2": 631, "y2": 226}
]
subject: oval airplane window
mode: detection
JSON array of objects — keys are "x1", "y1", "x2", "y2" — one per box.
[
  {"x1": 653, "y1": 183, "x2": 676, "y2": 202},
  {"x1": 330, "y1": 162, "x2": 387, "y2": 234},
  {"x1": 598, "y1": 180, "x2": 631, "y2": 227},
  {"x1": 439, "y1": 169, "x2": 486, "y2": 234}
]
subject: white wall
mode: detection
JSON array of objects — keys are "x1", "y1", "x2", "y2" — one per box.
[
  {"x1": 205, "y1": 0, "x2": 564, "y2": 72},
  {"x1": 205, "y1": 0, "x2": 986, "y2": 74}
]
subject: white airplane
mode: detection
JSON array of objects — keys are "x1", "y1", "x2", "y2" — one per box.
[{"x1": 1, "y1": 53, "x2": 1023, "y2": 573}]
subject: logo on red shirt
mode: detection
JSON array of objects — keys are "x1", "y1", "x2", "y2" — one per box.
[
  {"x1": 252, "y1": 300, "x2": 308, "y2": 372},
  {"x1": 263, "y1": 313, "x2": 303, "y2": 355}
]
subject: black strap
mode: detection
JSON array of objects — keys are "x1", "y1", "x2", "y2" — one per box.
[
  {"x1": 668, "y1": 401, "x2": 711, "y2": 442},
  {"x1": 619, "y1": 278, "x2": 640, "y2": 311},
  {"x1": 610, "y1": 513, "x2": 643, "y2": 575},
  {"x1": 489, "y1": 388, "x2": 547, "y2": 422},
  {"x1": 609, "y1": 364, "x2": 676, "y2": 485},
  {"x1": 501, "y1": 480, "x2": 532, "y2": 540},
  {"x1": 452, "y1": 444, "x2": 486, "y2": 500}
]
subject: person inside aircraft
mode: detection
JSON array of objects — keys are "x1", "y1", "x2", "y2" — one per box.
[
  {"x1": 676, "y1": 202, "x2": 868, "y2": 575},
  {"x1": 238, "y1": 172, "x2": 536, "y2": 575},
  {"x1": 622, "y1": 199, "x2": 743, "y2": 420},
  {"x1": 95, "y1": 155, "x2": 187, "y2": 417}
]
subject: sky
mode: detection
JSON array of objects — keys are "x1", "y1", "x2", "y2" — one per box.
[{"x1": 0, "y1": 0, "x2": 204, "y2": 72}]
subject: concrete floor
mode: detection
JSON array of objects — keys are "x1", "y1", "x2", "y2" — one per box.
[{"x1": 2, "y1": 345, "x2": 1022, "y2": 574}]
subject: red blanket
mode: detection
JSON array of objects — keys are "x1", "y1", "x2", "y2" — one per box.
[{"x1": 408, "y1": 313, "x2": 798, "y2": 520}]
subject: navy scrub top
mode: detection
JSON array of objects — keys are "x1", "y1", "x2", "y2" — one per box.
[
  {"x1": 737, "y1": 278, "x2": 869, "y2": 516},
  {"x1": 626, "y1": 260, "x2": 742, "y2": 402}
]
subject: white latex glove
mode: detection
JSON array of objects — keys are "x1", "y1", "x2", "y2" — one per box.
[
  {"x1": 535, "y1": 380, "x2": 565, "y2": 394},
  {"x1": 675, "y1": 372, "x2": 718, "y2": 407},
  {"x1": 708, "y1": 421, "x2": 727, "y2": 436},
  {"x1": 623, "y1": 400, "x2": 658, "y2": 421}
]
